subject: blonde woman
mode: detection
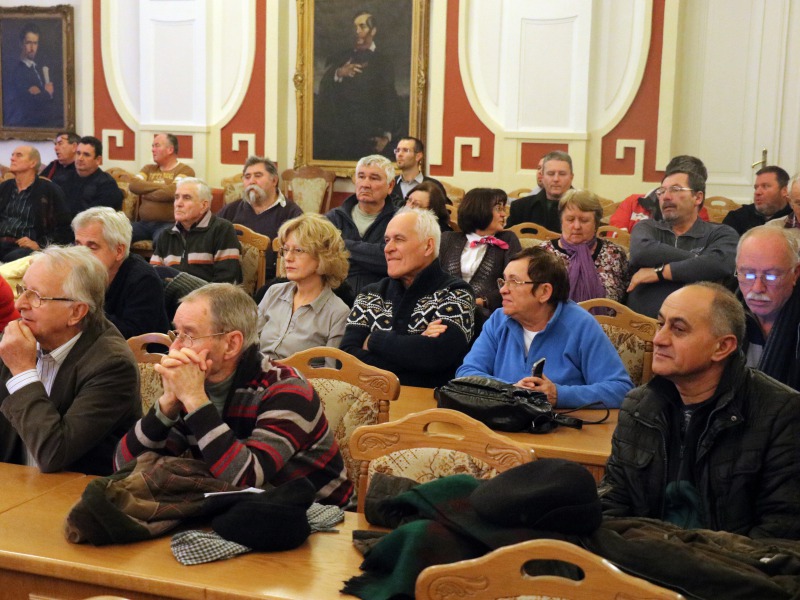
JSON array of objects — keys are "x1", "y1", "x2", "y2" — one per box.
[{"x1": 256, "y1": 214, "x2": 350, "y2": 359}]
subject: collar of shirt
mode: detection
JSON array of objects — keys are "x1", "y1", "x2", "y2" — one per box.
[
  {"x1": 21, "y1": 58, "x2": 36, "y2": 69},
  {"x1": 261, "y1": 190, "x2": 288, "y2": 213},
  {"x1": 37, "y1": 331, "x2": 83, "y2": 365}
]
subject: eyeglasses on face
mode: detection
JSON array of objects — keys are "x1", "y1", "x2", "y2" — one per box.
[
  {"x1": 168, "y1": 330, "x2": 229, "y2": 347},
  {"x1": 497, "y1": 278, "x2": 540, "y2": 291},
  {"x1": 655, "y1": 185, "x2": 694, "y2": 198},
  {"x1": 15, "y1": 285, "x2": 75, "y2": 308},
  {"x1": 735, "y1": 270, "x2": 787, "y2": 286},
  {"x1": 278, "y1": 247, "x2": 309, "y2": 258}
]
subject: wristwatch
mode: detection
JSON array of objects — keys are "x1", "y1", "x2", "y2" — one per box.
[{"x1": 654, "y1": 264, "x2": 665, "y2": 281}]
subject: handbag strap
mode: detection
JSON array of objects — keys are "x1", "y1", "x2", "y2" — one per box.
[{"x1": 556, "y1": 400, "x2": 610, "y2": 425}]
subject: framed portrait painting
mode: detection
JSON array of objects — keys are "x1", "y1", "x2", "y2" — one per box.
[
  {"x1": 295, "y1": 0, "x2": 429, "y2": 175},
  {"x1": 0, "y1": 5, "x2": 75, "y2": 140}
]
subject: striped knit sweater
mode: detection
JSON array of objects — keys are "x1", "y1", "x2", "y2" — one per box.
[{"x1": 115, "y1": 346, "x2": 353, "y2": 506}]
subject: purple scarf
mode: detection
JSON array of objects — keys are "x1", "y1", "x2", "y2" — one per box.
[{"x1": 559, "y1": 237, "x2": 607, "y2": 302}]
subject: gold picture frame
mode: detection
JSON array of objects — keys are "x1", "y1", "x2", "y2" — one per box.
[
  {"x1": 294, "y1": 0, "x2": 429, "y2": 176},
  {"x1": 0, "y1": 5, "x2": 76, "y2": 140}
]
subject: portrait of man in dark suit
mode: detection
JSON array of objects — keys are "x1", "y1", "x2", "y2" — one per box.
[
  {"x1": 312, "y1": 2, "x2": 414, "y2": 162},
  {"x1": 1, "y1": 9, "x2": 72, "y2": 134}
]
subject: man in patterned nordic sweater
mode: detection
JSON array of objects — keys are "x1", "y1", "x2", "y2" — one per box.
[
  {"x1": 114, "y1": 283, "x2": 352, "y2": 506},
  {"x1": 341, "y1": 207, "x2": 475, "y2": 387}
]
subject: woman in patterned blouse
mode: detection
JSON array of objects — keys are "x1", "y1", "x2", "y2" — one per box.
[{"x1": 540, "y1": 189, "x2": 629, "y2": 303}]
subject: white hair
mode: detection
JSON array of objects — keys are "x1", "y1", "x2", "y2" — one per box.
[
  {"x1": 356, "y1": 154, "x2": 395, "y2": 182},
  {"x1": 72, "y1": 207, "x2": 132, "y2": 258},
  {"x1": 396, "y1": 206, "x2": 441, "y2": 258}
]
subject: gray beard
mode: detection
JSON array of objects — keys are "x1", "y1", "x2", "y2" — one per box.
[{"x1": 244, "y1": 185, "x2": 267, "y2": 205}]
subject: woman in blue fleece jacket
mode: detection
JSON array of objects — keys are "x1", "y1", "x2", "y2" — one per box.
[{"x1": 457, "y1": 246, "x2": 632, "y2": 408}]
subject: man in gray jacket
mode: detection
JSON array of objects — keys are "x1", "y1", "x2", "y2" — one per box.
[{"x1": 626, "y1": 160, "x2": 739, "y2": 317}]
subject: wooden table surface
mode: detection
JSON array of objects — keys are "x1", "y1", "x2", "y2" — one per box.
[
  {"x1": 392, "y1": 386, "x2": 618, "y2": 476},
  {"x1": 0, "y1": 462, "x2": 86, "y2": 515},
  {"x1": 0, "y1": 467, "x2": 372, "y2": 600}
]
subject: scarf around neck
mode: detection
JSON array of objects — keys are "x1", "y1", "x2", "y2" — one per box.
[{"x1": 559, "y1": 237, "x2": 606, "y2": 302}]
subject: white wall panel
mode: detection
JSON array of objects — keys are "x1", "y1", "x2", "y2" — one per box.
[{"x1": 673, "y1": 0, "x2": 797, "y2": 201}]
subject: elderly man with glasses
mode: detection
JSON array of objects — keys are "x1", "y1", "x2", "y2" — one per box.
[
  {"x1": 457, "y1": 246, "x2": 632, "y2": 408},
  {"x1": 626, "y1": 158, "x2": 739, "y2": 318},
  {"x1": 0, "y1": 245, "x2": 140, "y2": 475},
  {"x1": 735, "y1": 225, "x2": 800, "y2": 390},
  {"x1": 114, "y1": 283, "x2": 353, "y2": 507}
]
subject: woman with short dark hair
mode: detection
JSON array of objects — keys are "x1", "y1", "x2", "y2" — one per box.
[
  {"x1": 457, "y1": 246, "x2": 632, "y2": 409},
  {"x1": 439, "y1": 188, "x2": 521, "y2": 319}
]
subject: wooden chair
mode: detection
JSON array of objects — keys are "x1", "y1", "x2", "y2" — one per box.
[
  {"x1": 445, "y1": 204, "x2": 460, "y2": 231},
  {"x1": 416, "y1": 538, "x2": 684, "y2": 600},
  {"x1": 272, "y1": 236, "x2": 283, "y2": 276},
  {"x1": 220, "y1": 172, "x2": 244, "y2": 206},
  {"x1": 508, "y1": 187, "x2": 532, "y2": 199},
  {"x1": 596, "y1": 225, "x2": 631, "y2": 250},
  {"x1": 578, "y1": 298, "x2": 658, "y2": 386},
  {"x1": 441, "y1": 181, "x2": 465, "y2": 207},
  {"x1": 233, "y1": 224, "x2": 269, "y2": 295},
  {"x1": 349, "y1": 408, "x2": 534, "y2": 513},
  {"x1": 507, "y1": 221, "x2": 560, "y2": 248},
  {"x1": 281, "y1": 166, "x2": 336, "y2": 213},
  {"x1": 280, "y1": 347, "x2": 400, "y2": 492},
  {"x1": 705, "y1": 196, "x2": 739, "y2": 223},
  {"x1": 127, "y1": 332, "x2": 171, "y2": 414},
  {"x1": 106, "y1": 167, "x2": 138, "y2": 221}
]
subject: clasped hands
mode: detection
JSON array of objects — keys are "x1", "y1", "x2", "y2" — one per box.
[{"x1": 154, "y1": 347, "x2": 212, "y2": 419}]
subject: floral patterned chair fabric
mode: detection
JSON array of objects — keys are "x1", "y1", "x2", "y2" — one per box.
[
  {"x1": 578, "y1": 298, "x2": 658, "y2": 386},
  {"x1": 127, "y1": 333, "x2": 171, "y2": 416},
  {"x1": 280, "y1": 346, "x2": 400, "y2": 498},
  {"x1": 280, "y1": 166, "x2": 336, "y2": 214},
  {"x1": 349, "y1": 408, "x2": 534, "y2": 513}
]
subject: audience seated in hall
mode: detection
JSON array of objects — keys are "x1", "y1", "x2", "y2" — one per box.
[
  {"x1": 256, "y1": 214, "x2": 350, "y2": 360},
  {"x1": 341, "y1": 208, "x2": 475, "y2": 387},
  {"x1": 439, "y1": 188, "x2": 520, "y2": 321},
  {"x1": 627, "y1": 156, "x2": 738, "y2": 318},
  {"x1": 540, "y1": 189, "x2": 629, "y2": 303},
  {"x1": 736, "y1": 226, "x2": 800, "y2": 390},
  {"x1": 0, "y1": 145, "x2": 72, "y2": 263},
  {"x1": 326, "y1": 154, "x2": 397, "y2": 294},
  {"x1": 58, "y1": 136, "x2": 123, "y2": 215},
  {"x1": 114, "y1": 283, "x2": 353, "y2": 507},
  {"x1": 217, "y1": 155, "x2": 302, "y2": 281},
  {"x1": 130, "y1": 133, "x2": 195, "y2": 243},
  {"x1": 73, "y1": 206, "x2": 169, "y2": 338},
  {"x1": 506, "y1": 150, "x2": 574, "y2": 231},
  {"x1": 388, "y1": 136, "x2": 448, "y2": 208},
  {"x1": 599, "y1": 282, "x2": 800, "y2": 539},
  {"x1": 457, "y1": 246, "x2": 632, "y2": 408},
  {"x1": 609, "y1": 155, "x2": 711, "y2": 232},
  {"x1": 723, "y1": 165, "x2": 792, "y2": 236},
  {"x1": 39, "y1": 131, "x2": 78, "y2": 190},
  {"x1": 0, "y1": 246, "x2": 140, "y2": 475}
]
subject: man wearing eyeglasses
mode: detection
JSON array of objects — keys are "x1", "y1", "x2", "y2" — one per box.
[
  {"x1": 388, "y1": 137, "x2": 447, "y2": 208},
  {"x1": 627, "y1": 162, "x2": 739, "y2": 318},
  {"x1": 0, "y1": 245, "x2": 140, "y2": 475},
  {"x1": 736, "y1": 226, "x2": 800, "y2": 390},
  {"x1": 114, "y1": 283, "x2": 353, "y2": 507}
]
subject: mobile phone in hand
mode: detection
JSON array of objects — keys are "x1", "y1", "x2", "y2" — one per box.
[{"x1": 531, "y1": 357, "x2": 545, "y2": 378}]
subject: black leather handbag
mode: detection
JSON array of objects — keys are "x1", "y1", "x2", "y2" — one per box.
[{"x1": 435, "y1": 376, "x2": 586, "y2": 434}]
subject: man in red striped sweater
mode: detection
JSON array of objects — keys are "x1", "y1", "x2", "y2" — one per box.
[{"x1": 114, "y1": 283, "x2": 353, "y2": 506}]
